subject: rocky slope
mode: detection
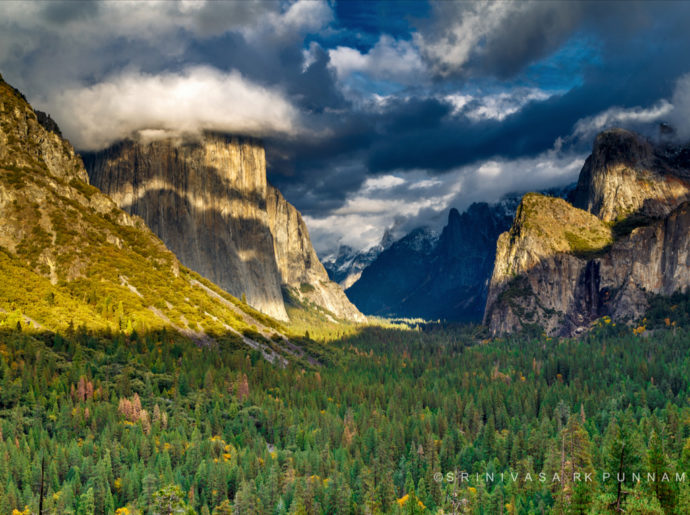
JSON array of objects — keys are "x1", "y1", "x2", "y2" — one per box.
[
  {"x1": 83, "y1": 135, "x2": 362, "y2": 322},
  {"x1": 0, "y1": 73, "x2": 302, "y2": 362},
  {"x1": 266, "y1": 185, "x2": 366, "y2": 322},
  {"x1": 485, "y1": 129, "x2": 690, "y2": 336}
]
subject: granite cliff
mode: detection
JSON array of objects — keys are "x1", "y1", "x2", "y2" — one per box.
[
  {"x1": 266, "y1": 185, "x2": 366, "y2": 322},
  {"x1": 571, "y1": 128, "x2": 690, "y2": 221},
  {"x1": 485, "y1": 129, "x2": 690, "y2": 336},
  {"x1": 0, "y1": 73, "x2": 301, "y2": 361},
  {"x1": 83, "y1": 135, "x2": 363, "y2": 322}
]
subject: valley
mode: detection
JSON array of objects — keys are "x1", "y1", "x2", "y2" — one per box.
[{"x1": 1, "y1": 46, "x2": 689, "y2": 515}]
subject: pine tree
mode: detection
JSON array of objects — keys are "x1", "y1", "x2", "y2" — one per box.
[
  {"x1": 141, "y1": 473, "x2": 158, "y2": 512},
  {"x1": 646, "y1": 431, "x2": 676, "y2": 512},
  {"x1": 603, "y1": 411, "x2": 641, "y2": 513},
  {"x1": 234, "y1": 480, "x2": 260, "y2": 515},
  {"x1": 77, "y1": 487, "x2": 95, "y2": 515}
]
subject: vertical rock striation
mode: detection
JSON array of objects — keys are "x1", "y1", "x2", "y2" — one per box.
[
  {"x1": 84, "y1": 134, "x2": 363, "y2": 322},
  {"x1": 266, "y1": 186, "x2": 366, "y2": 322},
  {"x1": 84, "y1": 135, "x2": 288, "y2": 321}
]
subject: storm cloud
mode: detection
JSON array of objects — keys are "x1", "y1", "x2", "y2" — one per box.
[{"x1": 1, "y1": 0, "x2": 689, "y2": 253}]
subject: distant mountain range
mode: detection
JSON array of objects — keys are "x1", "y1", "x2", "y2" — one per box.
[
  {"x1": 340, "y1": 186, "x2": 573, "y2": 322},
  {"x1": 323, "y1": 228, "x2": 395, "y2": 290}
]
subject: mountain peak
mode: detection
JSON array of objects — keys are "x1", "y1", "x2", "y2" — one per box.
[
  {"x1": 572, "y1": 127, "x2": 690, "y2": 221},
  {"x1": 591, "y1": 128, "x2": 653, "y2": 169},
  {"x1": 485, "y1": 129, "x2": 690, "y2": 336}
]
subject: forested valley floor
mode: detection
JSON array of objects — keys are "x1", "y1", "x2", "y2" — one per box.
[{"x1": 0, "y1": 294, "x2": 689, "y2": 514}]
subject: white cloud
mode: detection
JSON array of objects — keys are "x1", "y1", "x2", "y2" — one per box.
[
  {"x1": 410, "y1": 179, "x2": 442, "y2": 189},
  {"x1": 444, "y1": 94, "x2": 474, "y2": 115},
  {"x1": 477, "y1": 161, "x2": 502, "y2": 177},
  {"x1": 40, "y1": 66, "x2": 301, "y2": 150},
  {"x1": 572, "y1": 100, "x2": 674, "y2": 140},
  {"x1": 277, "y1": 0, "x2": 333, "y2": 36},
  {"x1": 444, "y1": 88, "x2": 557, "y2": 122},
  {"x1": 362, "y1": 175, "x2": 406, "y2": 191},
  {"x1": 328, "y1": 35, "x2": 426, "y2": 84}
]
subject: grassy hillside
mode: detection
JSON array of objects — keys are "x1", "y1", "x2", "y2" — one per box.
[{"x1": 513, "y1": 193, "x2": 613, "y2": 259}]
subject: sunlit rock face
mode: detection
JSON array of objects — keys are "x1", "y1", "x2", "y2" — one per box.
[
  {"x1": 266, "y1": 186, "x2": 366, "y2": 323},
  {"x1": 84, "y1": 134, "x2": 288, "y2": 320},
  {"x1": 572, "y1": 128, "x2": 690, "y2": 221},
  {"x1": 485, "y1": 129, "x2": 690, "y2": 336},
  {"x1": 84, "y1": 134, "x2": 364, "y2": 322}
]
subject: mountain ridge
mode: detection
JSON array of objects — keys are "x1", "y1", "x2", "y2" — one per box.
[
  {"x1": 0, "y1": 73, "x2": 335, "y2": 366},
  {"x1": 485, "y1": 128, "x2": 690, "y2": 335},
  {"x1": 345, "y1": 199, "x2": 517, "y2": 321}
]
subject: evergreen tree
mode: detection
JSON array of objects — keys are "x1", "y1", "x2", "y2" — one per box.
[
  {"x1": 646, "y1": 431, "x2": 676, "y2": 513},
  {"x1": 603, "y1": 411, "x2": 642, "y2": 512},
  {"x1": 77, "y1": 487, "x2": 95, "y2": 515}
]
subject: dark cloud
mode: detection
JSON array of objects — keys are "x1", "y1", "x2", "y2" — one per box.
[
  {"x1": 42, "y1": 0, "x2": 100, "y2": 24},
  {"x1": 416, "y1": 1, "x2": 688, "y2": 80},
  {"x1": 2, "y1": 0, "x2": 689, "y2": 252}
]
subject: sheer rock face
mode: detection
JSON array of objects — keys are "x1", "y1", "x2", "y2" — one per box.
[
  {"x1": 84, "y1": 135, "x2": 288, "y2": 321},
  {"x1": 572, "y1": 128, "x2": 690, "y2": 221},
  {"x1": 84, "y1": 135, "x2": 363, "y2": 322},
  {"x1": 266, "y1": 186, "x2": 366, "y2": 322},
  {"x1": 485, "y1": 129, "x2": 690, "y2": 336}
]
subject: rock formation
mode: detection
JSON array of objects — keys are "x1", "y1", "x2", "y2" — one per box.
[
  {"x1": 83, "y1": 135, "x2": 288, "y2": 320},
  {"x1": 571, "y1": 128, "x2": 690, "y2": 221},
  {"x1": 83, "y1": 134, "x2": 363, "y2": 322},
  {"x1": 485, "y1": 129, "x2": 690, "y2": 336},
  {"x1": 0, "y1": 73, "x2": 296, "y2": 352},
  {"x1": 267, "y1": 186, "x2": 366, "y2": 322}
]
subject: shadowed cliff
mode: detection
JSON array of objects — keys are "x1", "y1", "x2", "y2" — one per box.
[{"x1": 83, "y1": 134, "x2": 364, "y2": 323}]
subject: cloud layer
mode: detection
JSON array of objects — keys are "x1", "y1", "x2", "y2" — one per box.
[
  {"x1": 42, "y1": 67, "x2": 301, "y2": 150},
  {"x1": 2, "y1": 0, "x2": 690, "y2": 254},
  {"x1": 305, "y1": 149, "x2": 585, "y2": 253}
]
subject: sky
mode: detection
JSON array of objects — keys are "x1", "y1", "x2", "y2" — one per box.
[{"x1": 2, "y1": 0, "x2": 690, "y2": 255}]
